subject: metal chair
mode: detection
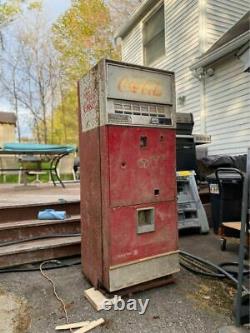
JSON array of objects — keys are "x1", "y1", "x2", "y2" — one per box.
[{"x1": 20, "y1": 156, "x2": 46, "y2": 184}]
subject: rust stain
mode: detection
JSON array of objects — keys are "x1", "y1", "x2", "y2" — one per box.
[{"x1": 137, "y1": 155, "x2": 168, "y2": 169}]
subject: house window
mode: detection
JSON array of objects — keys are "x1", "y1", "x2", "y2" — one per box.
[{"x1": 143, "y1": 4, "x2": 165, "y2": 66}]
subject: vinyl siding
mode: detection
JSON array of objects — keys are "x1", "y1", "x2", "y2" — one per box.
[
  {"x1": 149, "y1": 0, "x2": 201, "y2": 133},
  {"x1": 206, "y1": 56, "x2": 250, "y2": 155},
  {"x1": 120, "y1": 0, "x2": 250, "y2": 155},
  {"x1": 206, "y1": 0, "x2": 249, "y2": 49},
  {"x1": 121, "y1": 0, "x2": 202, "y2": 132},
  {"x1": 121, "y1": 23, "x2": 143, "y2": 65}
]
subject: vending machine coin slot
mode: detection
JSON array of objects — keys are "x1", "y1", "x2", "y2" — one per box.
[
  {"x1": 154, "y1": 189, "x2": 160, "y2": 196},
  {"x1": 140, "y1": 136, "x2": 148, "y2": 148}
]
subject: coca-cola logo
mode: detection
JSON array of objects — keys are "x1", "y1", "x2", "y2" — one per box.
[{"x1": 118, "y1": 77, "x2": 163, "y2": 97}]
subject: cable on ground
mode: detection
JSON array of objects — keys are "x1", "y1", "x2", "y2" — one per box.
[
  {"x1": 40, "y1": 260, "x2": 74, "y2": 333},
  {"x1": 180, "y1": 250, "x2": 249, "y2": 293}
]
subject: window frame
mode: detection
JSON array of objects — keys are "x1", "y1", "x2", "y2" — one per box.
[{"x1": 142, "y1": 1, "x2": 166, "y2": 66}]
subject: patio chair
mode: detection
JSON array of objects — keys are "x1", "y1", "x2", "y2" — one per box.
[
  {"x1": 57, "y1": 154, "x2": 77, "y2": 181},
  {"x1": 0, "y1": 155, "x2": 22, "y2": 183},
  {"x1": 21, "y1": 156, "x2": 47, "y2": 184}
]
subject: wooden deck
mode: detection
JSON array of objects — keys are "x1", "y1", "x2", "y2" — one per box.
[{"x1": 0, "y1": 182, "x2": 80, "y2": 208}]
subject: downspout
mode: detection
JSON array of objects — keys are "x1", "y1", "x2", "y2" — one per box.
[{"x1": 199, "y1": 0, "x2": 207, "y2": 134}]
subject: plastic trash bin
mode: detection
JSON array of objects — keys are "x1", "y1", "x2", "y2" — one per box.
[{"x1": 207, "y1": 168, "x2": 243, "y2": 233}]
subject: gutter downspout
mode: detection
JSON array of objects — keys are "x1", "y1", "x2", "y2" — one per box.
[
  {"x1": 190, "y1": 32, "x2": 250, "y2": 71},
  {"x1": 199, "y1": 0, "x2": 207, "y2": 135}
]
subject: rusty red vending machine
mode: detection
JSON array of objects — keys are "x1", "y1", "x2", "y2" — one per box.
[{"x1": 78, "y1": 59, "x2": 179, "y2": 292}]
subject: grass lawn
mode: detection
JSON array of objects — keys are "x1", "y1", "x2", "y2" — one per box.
[
  {"x1": 0, "y1": 160, "x2": 75, "y2": 184},
  {"x1": 0, "y1": 173, "x2": 74, "y2": 184}
]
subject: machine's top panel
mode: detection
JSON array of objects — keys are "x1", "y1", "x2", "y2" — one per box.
[
  {"x1": 107, "y1": 62, "x2": 173, "y2": 105},
  {"x1": 79, "y1": 59, "x2": 176, "y2": 132}
]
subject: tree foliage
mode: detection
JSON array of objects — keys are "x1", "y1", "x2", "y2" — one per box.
[
  {"x1": 50, "y1": 0, "x2": 141, "y2": 145},
  {"x1": 49, "y1": 0, "x2": 121, "y2": 145},
  {"x1": 0, "y1": 0, "x2": 23, "y2": 48},
  {"x1": 0, "y1": 1, "x2": 41, "y2": 27},
  {"x1": 0, "y1": 0, "x2": 21, "y2": 26},
  {"x1": 0, "y1": 0, "x2": 142, "y2": 145},
  {"x1": 49, "y1": 88, "x2": 78, "y2": 145},
  {"x1": 52, "y1": 0, "x2": 119, "y2": 83},
  {"x1": 107, "y1": 0, "x2": 143, "y2": 30}
]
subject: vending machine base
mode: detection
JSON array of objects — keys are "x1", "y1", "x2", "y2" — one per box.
[
  {"x1": 107, "y1": 273, "x2": 176, "y2": 296},
  {"x1": 107, "y1": 251, "x2": 179, "y2": 292}
]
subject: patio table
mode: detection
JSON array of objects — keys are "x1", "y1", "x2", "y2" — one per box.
[{"x1": 0, "y1": 143, "x2": 76, "y2": 188}]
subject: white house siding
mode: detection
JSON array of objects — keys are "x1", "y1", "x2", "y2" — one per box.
[
  {"x1": 121, "y1": 24, "x2": 143, "y2": 65},
  {"x1": 163, "y1": 0, "x2": 201, "y2": 133},
  {"x1": 121, "y1": 0, "x2": 202, "y2": 132},
  {"x1": 206, "y1": 0, "x2": 249, "y2": 49},
  {"x1": 120, "y1": 0, "x2": 250, "y2": 155},
  {"x1": 205, "y1": 56, "x2": 250, "y2": 155}
]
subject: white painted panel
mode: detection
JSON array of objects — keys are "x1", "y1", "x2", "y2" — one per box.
[
  {"x1": 121, "y1": 23, "x2": 143, "y2": 65},
  {"x1": 206, "y1": 56, "x2": 250, "y2": 155}
]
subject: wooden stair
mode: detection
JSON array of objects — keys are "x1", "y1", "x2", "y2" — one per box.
[
  {"x1": 0, "y1": 236, "x2": 81, "y2": 268},
  {"x1": 0, "y1": 200, "x2": 81, "y2": 268},
  {"x1": 0, "y1": 200, "x2": 80, "y2": 222},
  {"x1": 0, "y1": 215, "x2": 80, "y2": 243}
]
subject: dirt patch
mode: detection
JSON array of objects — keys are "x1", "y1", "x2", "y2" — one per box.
[
  {"x1": 186, "y1": 277, "x2": 235, "y2": 317},
  {"x1": 14, "y1": 297, "x2": 31, "y2": 333},
  {"x1": 0, "y1": 288, "x2": 31, "y2": 333}
]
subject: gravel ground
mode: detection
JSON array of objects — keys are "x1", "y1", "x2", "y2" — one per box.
[{"x1": 0, "y1": 232, "x2": 246, "y2": 333}]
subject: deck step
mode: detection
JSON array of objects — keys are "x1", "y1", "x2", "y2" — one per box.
[
  {"x1": 0, "y1": 236, "x2": 81, "y2": 268},
  {"x1": 0, "y1": 200, "x2": 80, "y2": 222},
  {"x1": 0, "y1": 215, "x2": 81, "y2": 243}
]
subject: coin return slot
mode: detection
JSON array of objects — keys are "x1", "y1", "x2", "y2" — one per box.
[{"x1": 137, "y1": 208, "x2": 155, "y2": 234}]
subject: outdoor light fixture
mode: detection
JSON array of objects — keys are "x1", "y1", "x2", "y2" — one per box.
[
  {"x1": 206, "y1": 68, "x2": 215, "y2": 77},
  {"x1": 177, "y1": 96, "x2": 186, "y2": 106}
]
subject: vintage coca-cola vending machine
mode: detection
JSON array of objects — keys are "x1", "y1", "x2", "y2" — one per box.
[{"x1": 78, "y1": 59, "x2": 179, "y2": 292}]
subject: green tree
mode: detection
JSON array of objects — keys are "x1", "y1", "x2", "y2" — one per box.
[
  {"x1": 49, "y1": 88, "x2": 78, "y2": 145},
  {"x1": 0, "y1": 0, "x2": 23, "y2": 48},
  {"x1": 50, "y1": 0, "x2": 120, "y2": 145},
  {"x1": 0, "y1": 1, "x2": 40, "y2": 27},
  {"x1": 50, "y1": 0, "x2": 142, "y2": 145},
  {"x1": 53, "y1": 0, "x2": 118, "y2": 83},
  {"x1": 0, "y1": 0, "x2": 21, "y2": 27}
]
